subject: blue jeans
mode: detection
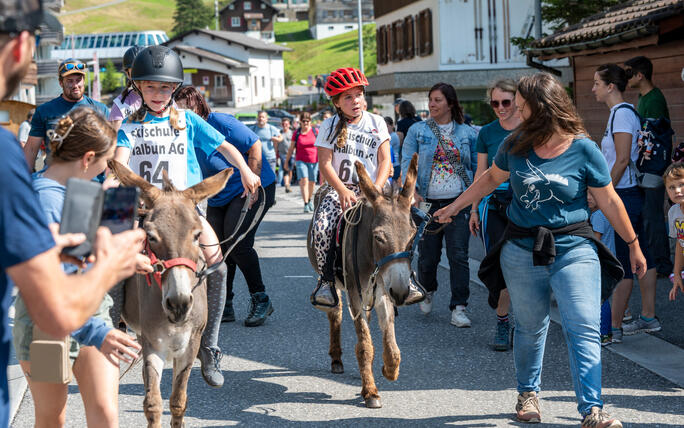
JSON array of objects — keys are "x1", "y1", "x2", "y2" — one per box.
[
  {"x1": 418, "y1": 200, "x2": 470, "y2": 309},
  {"x1": 500, "y1": 240, "x2": 603, "y2": 416}
]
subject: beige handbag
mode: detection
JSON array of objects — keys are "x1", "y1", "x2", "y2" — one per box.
[{"x1": 29, "y1": 325, "x2": 72, "y2": 384}]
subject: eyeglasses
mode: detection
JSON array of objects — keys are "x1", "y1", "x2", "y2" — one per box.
[
  {"x1": 59, "y1": 62, "x2": 86, "y2": 73},
  {"x1": 490, "y1": 99, "x2": 512, "y2": 109}
]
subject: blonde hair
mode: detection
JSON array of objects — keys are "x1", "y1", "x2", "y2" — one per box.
[
  {"x1": 48, "y1": 107, "x2": 116, "y2": 163},
  {"x1": 486, "y1": 78, "x2": 517, "y2": 101},
  {"x1": 328, "y1": 94, "x2": 348, "y2": 149},
  {"x1": 663, "y1": 162, "x2": 684, "y2": 184}
]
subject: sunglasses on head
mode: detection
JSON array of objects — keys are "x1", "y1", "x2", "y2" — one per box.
[
  {"x1": 490, "y1": 99, "x2": 512, "y2": 108},
  {"x1": 60, "y1": 62, "x2": 86, "y2": 72}
]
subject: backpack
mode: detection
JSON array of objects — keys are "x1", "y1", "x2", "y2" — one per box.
[{"x1": 610, "y1": 104, "x2": 674, "y2": 182}]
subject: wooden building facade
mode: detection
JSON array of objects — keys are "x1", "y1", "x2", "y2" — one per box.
[{"x1": 528, "y1": 0, "x2": 684, "y2": 142}]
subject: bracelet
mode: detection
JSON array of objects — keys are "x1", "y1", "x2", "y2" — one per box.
[
  {"x1": 626, "y1": 234, "x2": 638, "y2": 245},
  {"x1": 470, "y1": 210, "x2": 478, "y2": 214}
]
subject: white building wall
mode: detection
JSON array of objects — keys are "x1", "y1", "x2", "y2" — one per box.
[{"x1": 311, "y1": 22, "x2": 362, "y2": 40}]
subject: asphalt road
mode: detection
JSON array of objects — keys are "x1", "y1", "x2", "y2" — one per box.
[{"x1": 12, "y1": 186, "x2": 684, "y2": 427}]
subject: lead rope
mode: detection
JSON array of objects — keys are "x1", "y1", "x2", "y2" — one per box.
[{"x1": 340, "y1": 201, "x2": 373, "y2": 320}]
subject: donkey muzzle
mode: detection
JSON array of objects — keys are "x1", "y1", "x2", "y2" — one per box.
[{"x1": 163, "y1": 268, "x2": 195, "y2": 323}]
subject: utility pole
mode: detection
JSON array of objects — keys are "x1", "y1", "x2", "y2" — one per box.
[
  {"x1": 357, "y1": 0, "x2": 364, "y2": 73},
  {"x1": 215, "y1": 0, "x2": 219, "y2": 31},
  {"x1": 535, "y1": 0, "x2": 542, "y2": 39}
]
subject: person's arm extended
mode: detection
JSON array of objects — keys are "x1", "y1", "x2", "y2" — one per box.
[
  {"x1": 374, "y1": 140, "x2": 391, "y2": 190},
  {"x1": 588, "y1": 184, "x2": 647, "y2": 278},
  {"x1": 217, "y1": 141, "x2": 261, "y2": 194},
  {"x1": 246, "y1": 140, "x2": 262, "y2": 175},
  {"x1": 671, "y1": 241, "x2": 684, "y2": 301},
  {"x1": 610, "y1": 132, "x2": 632, "y2": 186},
  {"x1": 469, "y1": 153, "x2": 490, "y2": 235},
  {"x1": 23, "y1": 136, "x2": 43, "y2": 171},
  {"x1": 7, "y1": 227, "x2": 144, "y2": 337},
  {"x1": 434, "y1": 164, "x2": 509, "y2": 222}
]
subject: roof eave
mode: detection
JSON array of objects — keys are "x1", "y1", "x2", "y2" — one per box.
[{"x1": 527, "y1": 24, "x2": 658, "y2": 59}]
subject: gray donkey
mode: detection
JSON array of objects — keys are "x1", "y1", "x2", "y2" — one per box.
[
  {"x1": 109, "y1": 160, "x2": 233, "y2": 428},
  {"x1": 307, "y1": 154, "x2": 420, "y2": 408}
]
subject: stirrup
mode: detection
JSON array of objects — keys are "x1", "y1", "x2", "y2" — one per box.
[{"x1": 310, "y1": 279, "x2": 339, "y2": 309}]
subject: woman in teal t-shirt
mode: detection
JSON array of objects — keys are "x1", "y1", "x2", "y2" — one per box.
[
  {"x1": 434, "y1": 73, "x2": 645, "y2": 427},
  {"x1": 470, "y1": 78, "x2": 521, "y2": 352}
]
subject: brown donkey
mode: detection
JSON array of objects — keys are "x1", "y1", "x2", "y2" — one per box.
[
  {"x1": 307, "y1": 154, "x2": 420, "y2": 408},
  {"x1": 109, "y1": 160, "x2": 232, "y2": 428}
]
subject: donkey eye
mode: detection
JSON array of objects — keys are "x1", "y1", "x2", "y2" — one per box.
[
  {"x1": 374, "y1": 234, "x2": 385, "y2": 243},
  {"x1": 193, "y1": 231, "x2": 202, "y2": 242}
]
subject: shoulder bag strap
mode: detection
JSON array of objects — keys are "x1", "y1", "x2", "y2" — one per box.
[{"x1": 426, "y1": 118, "x2": 472, "y2": 187}]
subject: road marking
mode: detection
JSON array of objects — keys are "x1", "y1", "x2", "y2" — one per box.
[{"x1": 284, "y1": 275, "x2": 313, "y2": 278}]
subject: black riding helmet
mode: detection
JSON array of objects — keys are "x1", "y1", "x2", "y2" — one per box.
[
  {"x1": 122, "y1": 45, "x2": 143, "y2": 70},
  {"x1": 131, "y1": 45, "x2": 184, "y2": 83},
  {"x1": 130, "y1": 45, "x2": 184, "y2": 113}
]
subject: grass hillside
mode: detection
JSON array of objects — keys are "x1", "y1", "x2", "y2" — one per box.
[
  {"x1": 60, "y1": 0, "x2": 180, "y2": 34},
  {"x1": 275, "y1": 21, "x2": 376, "y2": 83}
]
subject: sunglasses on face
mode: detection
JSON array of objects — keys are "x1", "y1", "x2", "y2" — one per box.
[
  {"x1": 490, "y1": 99, "x2": 512, "y2": 108},
  {"x1": 59, "y1": 62, "x2": 85, "y2": 73}
]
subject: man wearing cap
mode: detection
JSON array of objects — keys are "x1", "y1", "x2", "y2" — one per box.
[
  {"x1": 23, "y1": 58, "x2": 109, "y2": 171},
  {"x1": 0, "y1": 2, "x2": 144, "y2": 426}
]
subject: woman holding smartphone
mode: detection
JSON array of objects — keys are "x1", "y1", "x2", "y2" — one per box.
[{"x1": 14, "y1": 107, "x2": 143, "y2": 428}]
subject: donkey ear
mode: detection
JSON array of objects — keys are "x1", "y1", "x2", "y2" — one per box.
[
  {"x1": 182, "y1": 168, "x2": 234, "y2": 205},
  {"x1": 355, "y1": 161, "x2": 380, "y2": 205},
  {"x1": 398, "y1": 153, "x2": 418, "y2": 207},
  {"x1": 108, "y1": 160, "x2": 161, "y2": 206},
  {"x1": 161, "y1": 169, "x2": 177, "y2": 192}
]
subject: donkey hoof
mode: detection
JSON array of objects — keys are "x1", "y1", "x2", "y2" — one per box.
[
  {"x1": 331, "y1": 361, "x2": 344, "y2": 374},
  {"x1": 364, "y1": 397, "x2": 382, "y2": 408}
]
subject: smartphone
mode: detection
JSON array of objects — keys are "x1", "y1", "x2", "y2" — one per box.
[
  {"x1": 60, "y1": 178, "x2": 104, "y2": 259},
  {"x1": 100, "y1": 187, "x2": 140, "y2": 234}
]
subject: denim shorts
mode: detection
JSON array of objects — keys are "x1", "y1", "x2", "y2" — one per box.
[
  {"x1": 296, "y1": 160, "x2": 318, "y2": 181},
  {"x1": 614, "y1": 186, "x2": 654, "y2": 279},
  {"x1": 13, "y1": 293, "x2": 113, "y2": 362}
]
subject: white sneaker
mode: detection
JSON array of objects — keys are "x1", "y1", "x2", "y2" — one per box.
[
  {"x1": 451, "y1": 306, "x2": 471, "y2": 327},
  {"x1": 419, "y1": 291, "x2": 433, "y2": 314}
]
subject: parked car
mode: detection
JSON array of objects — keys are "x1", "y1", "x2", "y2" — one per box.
[
  {"x1": 266, "y1": 108, "x2": 295, "y2": 120},
  {"x1": 235, "y1": 111, "x2": 258, "y2": 126}
]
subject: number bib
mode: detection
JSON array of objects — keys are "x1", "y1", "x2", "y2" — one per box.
[{"x1": 121, "y1": 112, "x2": 189, "y2": 189}]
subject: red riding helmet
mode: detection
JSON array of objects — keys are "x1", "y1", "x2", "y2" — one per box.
[{"x1": 324, "y1": 67, "x2": 369, "y2": 97}]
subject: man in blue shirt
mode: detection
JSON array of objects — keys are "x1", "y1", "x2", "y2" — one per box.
[
  {"x1": 23, "y1": 58, "x2": 109, "y2": 171},
  {"x1": 0, "y1": 3, "x2": 144, "y2": 426},
  {"x1": 250, "y1": 111, "x2": 282, "y2": 175}
]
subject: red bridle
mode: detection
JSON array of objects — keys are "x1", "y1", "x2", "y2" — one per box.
[{"x1": 144, "y1": 239, "x2": 198, "y2": 289}]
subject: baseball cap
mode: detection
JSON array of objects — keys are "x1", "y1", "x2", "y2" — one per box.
[
  {"x1": 393, "y1": 98, "x2": 406, "y2": 106},
  {"x1": 0, "y1": 0, "x2": 53, "y2": 34},
  {"x1": 59, "y1": 58, "x2": 87, "y2": 77}
]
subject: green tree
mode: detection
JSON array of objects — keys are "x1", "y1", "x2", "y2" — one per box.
[
  {"x1": 172, "y1": 0, "x2": 213, "y2": 36},
  {"x1": 542, "y1": 0, "x2": 622, "y2": 31},
  {"x1": 101, "y1": 60, "x2": 121, "y2": 94}
]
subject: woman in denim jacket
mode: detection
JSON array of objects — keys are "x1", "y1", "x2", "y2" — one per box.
[{"x1": 401, "y1": 82, "x2": 478, "y2": 327}]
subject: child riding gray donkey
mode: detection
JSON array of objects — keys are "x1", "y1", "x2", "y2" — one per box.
[
  {"x1": 110, "y1": 160, "x2": 232, "y2": 428},
  {"x1": 307, "y1": 154, "x2": 424, "y2": 408}
]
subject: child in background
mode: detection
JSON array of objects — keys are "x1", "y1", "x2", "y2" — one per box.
[
  {"x1": 664, "y1": 162, "x2": 684, "y2": 301},
  {"x1": 588, "y1": 193, "x2": 616, "y2": 345}
]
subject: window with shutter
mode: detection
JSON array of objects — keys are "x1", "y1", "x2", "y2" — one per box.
[
  {"x1": 417, "y1": 9, "x2": 433, "y2": 56},
  {"x1": 376, "y1": 27, "x2": 386, "y2": 65},
  {"x1": 387, "y1": 24, "x2": 394, "y2": 63},
  {"x1": 404, "y1": 16, "x2": 414, "y2": 59}
]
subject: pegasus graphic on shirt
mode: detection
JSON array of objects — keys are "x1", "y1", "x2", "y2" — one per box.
[{"x1": 515, "y1": 159, "x2": 568, "y2": 211}]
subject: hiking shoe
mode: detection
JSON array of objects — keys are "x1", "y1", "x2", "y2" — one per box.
[
  {"x1": 304, "y1": 203, "x2": 311, "y2": 213},
  {"x1": 450, "y1": 305, "x2": 471, "y2": 328},
  {"x1": 493, "y1": 319, "x2": 511, "y2": 351},
  {"x1": 221, "y1": 300, "x2": 235, "y2": 323},
  {"x1": 623, "y1": 316, "x2": 661, "y2": 335},
  {"x1": 310, "y1": 278, "x2": 337, "y2": 309},
  {"x1": 307, "y1": 200, "x2": 314, "y2": 212},
  {"x1": 600, "y1": 334, "x2": 613, "y2": 346},
  {"x1": 611, "y1": 328, "x2": 623, "y2": 344},
  {"x1": 197, "y1": 345, "x2": 224, "y2": 388},
  {"x1": 581, "y1": 407, "x2": 622, "y2": 428},
  {"x1": 622, "y1": 309, "x2": 632, "y2": 322},
  {"x1": 516, "y1": 391, "x2": 541, "y2": 423},
  {"x1": 244, "y1": 292, "x2": 273, "y2": 327},
  {"x1": 419, "y1": 291, "x2": 433, "y2": 314}
]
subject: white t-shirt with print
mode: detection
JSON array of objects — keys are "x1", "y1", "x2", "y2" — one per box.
[
  {"x1": 315, "y1": 111, "x2": 390, "y2": 184},
  {"x1": 668, "y1": 204, "x2": 684, "y2": 250},
  {"x1": 600, "y1": 102, "x2": 640, "y2": 189}
]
